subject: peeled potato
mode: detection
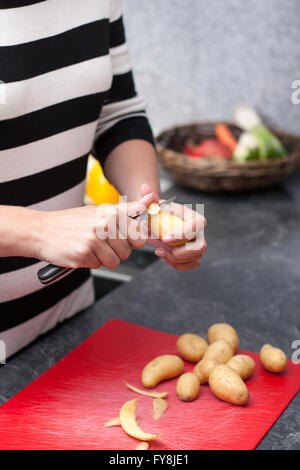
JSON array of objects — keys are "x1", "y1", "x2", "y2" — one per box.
[
  {"x1": 176, "y1": 333, "x2": 208, "y2": 363},
  {"x1": 148, "y1": 203, "x2": 185, "y2": 247},
  {"x1": 227, "y1": 354, "x2": 255, "y2": 380},
  {"x1": 142, "y1": 354, "x2": 184, "y2": 388},
  {"x1": 260, "y1": 344, "x2": 287, "y2": 373},
  {"x1": 209, "y1": 364, "x2": 249, "y2": 406},
  {"x1": 176, "y1": 372, "x2": 200, "y2": 402},
  {"x1": 203, "y1": 339, "x2": 234, "y2": 364},
  {"x1": 193, "y1": 358, "x2": 219, "y2": 384},
  {"x1": 119, "y1": 399, "x2": 160, "y2": 442},
  {"x1": 207, "y1": 323, "x2": 239, "y2": 352}
]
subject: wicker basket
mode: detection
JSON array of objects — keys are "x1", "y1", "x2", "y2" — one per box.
[{"x1": 156, "y1": 123, "x2": 300, "y2": 192}]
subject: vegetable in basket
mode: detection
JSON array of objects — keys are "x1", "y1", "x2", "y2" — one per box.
[
  {"x1": 215, "y1": 123, "x2": 238, "y2": 153},
  {"x1": 233, "y1": 106, "x2": 287, "y2": 162},
  {"x1": 184, "y1": 139, "x2": 232, "y2": 159}
]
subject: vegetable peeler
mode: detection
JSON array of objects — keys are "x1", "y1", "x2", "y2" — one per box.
[{"x1": 37, "y1": 196, "x2": 176, "y2": 285}]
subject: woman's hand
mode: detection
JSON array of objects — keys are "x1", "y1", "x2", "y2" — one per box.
[
  {"x1": 33, "y1": 192, "x2": 156, "y2": 270},
  {"x1": 141, "y1": 184, "x2": 207, "y2": 271}
]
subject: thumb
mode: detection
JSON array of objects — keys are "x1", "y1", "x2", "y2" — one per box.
[
  {"x1": 120, "y1": 192, "x2": 156, "y2": 218},
  {"x1": 141, "y1": 183, "x2": 160, "y2": 204},
  {"x1": 141, "y1": 183, "x2": 154, "y2": 197}
]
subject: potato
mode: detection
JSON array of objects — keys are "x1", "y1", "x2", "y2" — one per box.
[
  {"x1": 209, "y1": 364, "x2": 249, "y2": 406},
  {"x1": 207, "y1": 323, "x2": 239, "y2": 352},
  {"x1": 176, "y1": 333, "x2": 208, "y2": 363},
  {"x1": 148, "y1": 203, "x2": 185, "y2": 247},
  {"x1": 260, "y1": 344, "x2": 287, "y2": 373},
  {"x1": 203, "y1": 339, "x2": 234, "y2": 363},
  {"x1": 176, "y1": 372, "x2": 200, "y2": 402},
  {"x1": 142, "y1": 354, "x2": 184, "y2": 388},
  {"x1": 227, "y1": 355, "x2": 255, "y2": 380},
  {"x1": 193, "y1": 358, "x2": 219, "y2": 384}
]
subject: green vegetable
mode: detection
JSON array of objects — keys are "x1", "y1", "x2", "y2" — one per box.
[
  {"x1": 233, "y1": 106, "x2": 287, "y2": 162},
  {"x1": 252, "y1": 126, "x2": 286, "y2": 160}
]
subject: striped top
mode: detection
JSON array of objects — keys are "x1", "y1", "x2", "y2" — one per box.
[{"x1": 0, "y1": 0, "x2": 154, "y2": 358}]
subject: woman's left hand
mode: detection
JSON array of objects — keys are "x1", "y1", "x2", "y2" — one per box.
[{"x1": 141, "y1": 184, "x2": 207, "y2": 271}]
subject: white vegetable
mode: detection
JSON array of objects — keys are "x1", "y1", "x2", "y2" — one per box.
[
  {"x1": 233, "y1": 133, "x2": 258, "y2": 161},
  {"x1": 234, "y1": 105, "x2": 262, "y2": 132}
]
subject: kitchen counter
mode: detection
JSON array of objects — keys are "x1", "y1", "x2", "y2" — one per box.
[{"x1": 1, "y1": 172, "x2": 300, "y2": 450}]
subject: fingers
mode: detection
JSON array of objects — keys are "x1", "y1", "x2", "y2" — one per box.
[
  {"x1": 170, "y1": 239, "x2": 207, "y2": 262},
  {"x1": 74, "y1": 249, "x2": 102, "y2": 270},
  {"x1": 95, "y1": 221, "x2": 145, "y2": 269},
  {"x1": 164, "y1": 259, "x2": 202, "y2": 272},
  {"x1": 121, "y1": 193, "x2": 157, "y2": 219},
  {"x1": 96, "y1": 193, "x2": 155, "y2": 225},
  {"x1": 141, "y1": 183, "x2": 153, "y2": 197},
  {"x1": 126, "y1": 219, "x2": 148, "y2": 249},
  {"x1": 141, "y1": 183, "x2": 160, "y2": 202},
  {"x1": 147, "y1": 237, "x2": 172, "y2": 252},
  {"x1": 162, "y1": 202, "x2": 207, "y2": 245},
  {"x1": 155, "y1": 246, "x2": 205, "y2": 265},
  {"x1": 96, "y1": 192, "x2": 158, "y2": 249},
  {"x1": 107, "y1": 231, "x2": 132, "y2": 261},
  {"x1": 92, "y1": 239, "x2": 120, "y2": 270},
  {"x1": 163, "y1": 202, "x2": 206, "y2": 226},
  {"x1": 117, "y1": 216, "x2": 147, "y2": 249},
  {"x1": 118, "y1": 194, "x2": 158, "y2": 249},
  {"x1": 95, "y1": 202, "x2": 148, "y2": 257},
  {"x1": 155, "y1": 237, "x2": 207, "y2": 272}
]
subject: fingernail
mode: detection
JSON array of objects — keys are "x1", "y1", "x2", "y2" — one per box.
[{"x1": 141, "y1": 193, "x2": 154, "y2": 203}]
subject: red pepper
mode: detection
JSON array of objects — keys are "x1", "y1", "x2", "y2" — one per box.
[{"x1": 184, "y1": 139, "x2": 232, "y2": 159}]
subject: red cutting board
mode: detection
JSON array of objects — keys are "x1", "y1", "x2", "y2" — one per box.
[{"x1": 0, "y1": 319, "x2": 299, "y2": 450}]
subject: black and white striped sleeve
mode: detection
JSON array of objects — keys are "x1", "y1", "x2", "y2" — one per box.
[{"x1": 93, "y1": 0, "x2": 155, "y2": 165}]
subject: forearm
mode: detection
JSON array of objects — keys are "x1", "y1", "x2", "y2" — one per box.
[
  {"x1": 103, "y1": 140, "x2": 161, "y2": 201},
  {"x1": 0, "y1": 206, "x2": 41, "y2": 258}
]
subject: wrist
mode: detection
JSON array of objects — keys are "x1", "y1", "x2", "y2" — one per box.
[
  {"x1": 25, "y1": 209, "x2": 48, "y2": 260},
  {"x1": 0, "y1": 206, "x2": 46, "y2": 259}
]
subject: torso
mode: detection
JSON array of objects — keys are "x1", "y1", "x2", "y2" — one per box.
[{"x1": 0, "y1": 0, "x2": 116, "y2": 357}]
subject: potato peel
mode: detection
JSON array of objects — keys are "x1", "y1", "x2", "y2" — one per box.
[
  {"x1": 152, "y1": 398, "x2": 168, "y2": 420},
  {"x1": 103, "y1": 417, "x2": 121, "y2": 427},
  {"x1": 147, "y1": 203, "x2": 161, "y2": 216},
  {"x1": 135, "y1": 442, "x2": 149, "y2": 450},
  {"x1": 124, "y1": 380, "x2": 167, "y2": 399},
  {"x1": 119, "y1": 398, "x2": 160, "y2": 442}
]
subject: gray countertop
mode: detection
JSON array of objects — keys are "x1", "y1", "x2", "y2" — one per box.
[{"x1": 1, "y1": 172, "x2": 300, "y2": 450}]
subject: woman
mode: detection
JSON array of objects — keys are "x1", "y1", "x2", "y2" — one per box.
[{"x1": 0, "y1": 0, "x2": 206, "y2": 358}]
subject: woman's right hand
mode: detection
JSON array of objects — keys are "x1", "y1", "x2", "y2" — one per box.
[{"x1": 32, "y1": 193, "x2": 156, "y2": 270}]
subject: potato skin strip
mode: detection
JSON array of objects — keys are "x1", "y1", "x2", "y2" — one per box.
[
  {"x1": 153, "y1": 398, "x2": 168, "y2": 420},
  {"x1": 124, "y1": 380, "x2": 167, "y2": 398},
  {"x1": 119, "y1": 398, "x2": 160, "y2": 442},
  {"x1": 136, "y1": 442, "x2": 149, "y2": 450},
  {"x1": 103, "y1": 417, "x2": 121, "y2": 427}
]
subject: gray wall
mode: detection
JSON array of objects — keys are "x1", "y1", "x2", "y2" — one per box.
[{"x1": 123, "y1": 0, "x2": 300, "y2": 136}]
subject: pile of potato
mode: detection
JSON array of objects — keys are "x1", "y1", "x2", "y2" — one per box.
[
  {"x1": 104, "y1": 323, "x2": 288, "y2": 448},
  {"x1": 142, "y1": 323, "x2": 288, "y2": 406}
]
